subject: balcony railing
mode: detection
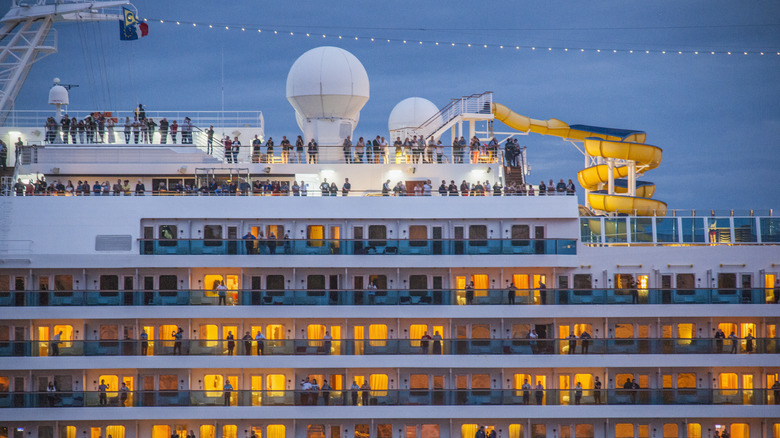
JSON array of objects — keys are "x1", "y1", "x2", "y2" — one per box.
[
  {"x1": 2, "y1": 337, "x2": 777, "y2": 357},
  {"x1": 1, "y1": 388, "x2": 776, "y2": 408},
  {"x1": 138, "y1": 238, "x2": 577, "y2": 256},
  {"x1": 0, "y1": 288, "x2": 775, "y2": 307}
]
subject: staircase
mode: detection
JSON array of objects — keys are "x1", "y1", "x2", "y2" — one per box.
[
  {"x1": 412, "y1": 92, "x2": 494, "y2": 142},
  {"x1": 503, "y1": 146, "x2": 528, "y2": 187}
]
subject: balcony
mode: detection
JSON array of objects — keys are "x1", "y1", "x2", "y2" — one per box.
[
  {"x1": 138, "y1": 238, "x2": 577, "y2": 256},
  {"x1": 0, "y1": 388, "x2": 775, "y2": 408},
  {"x1": 0, "y1": 288, "x2": 774, "y2": 307},
  {"x1": 1, "y1": 337, "x2": 777, "y2": 357}
]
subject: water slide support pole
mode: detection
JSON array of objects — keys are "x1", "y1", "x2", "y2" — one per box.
[
  {"x1": 628, "y1": 161, "x2": 637, "y2": 197},
  {"x1": 607, "y1": 158, "x2": 615, "y2": 195},
  {"x1": 584, "y1": 154, "x2": 592, "y2": 209}
]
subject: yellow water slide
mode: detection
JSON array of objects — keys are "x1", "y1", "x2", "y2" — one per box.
[{"x1": 492, "y1": 103, "x2": 667, "y2": 216}]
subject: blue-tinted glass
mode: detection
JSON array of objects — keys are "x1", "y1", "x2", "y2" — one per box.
[
  {"x1": 580, "y1": 218, "x2": 601, "y2": 244},
  {"x1": 732, "y1": 218, "x2": 756, "y2": 242},
  {"x1": 604, "y1": 218, "x2": 627, "y2": 243},
  {"x1": 655, "y1": 218, "x2": 679, "y2": 242},
  {"x1": 630, "y1": 218, "x2": 653, "y2": 243},
  {"x1": 681, "y1": 218, "x2": 705, "y2": 243},
  {"x1": 760, "y1": 218, "x2": 780, "y2": 242}
]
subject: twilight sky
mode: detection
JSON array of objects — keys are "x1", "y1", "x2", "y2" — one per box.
[{"x1": 5, "y1": 0, "x2": 780, "y2": 211}]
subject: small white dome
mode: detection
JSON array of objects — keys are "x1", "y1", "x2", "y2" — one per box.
[
  {"x1": 286, "y1": 46, "x2": 369, "y2": 120},
  {"x1": 48, "y1": 84, "x2": 69, "y2": 105},
  {"x1": 388, "y1": 97, "x2": 440, "y2": 132}
]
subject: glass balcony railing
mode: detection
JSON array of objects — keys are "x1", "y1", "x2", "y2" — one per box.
[
  {"x1": 2, "y1": 337, "x2": 777, "y2": 357},
  {"x1": 0, "y1": 288, "x2": 775, "y2": 307},
  {"x1": 1, "y1": 388, "x2": 776, "y2": 408},
  {"x1": 139, "y1": 238, "x2": 577, "y2": 256}
]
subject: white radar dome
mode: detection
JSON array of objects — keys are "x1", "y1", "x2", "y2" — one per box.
[
  {"x1": 48, "y1": 84, "x2": 69, "y2": 105},
  {"x1": 388, "y1": 97, "x2": 439, "y2": 132},
  {"x1": 286, "y1": 46, "x2": 369, "y2": 120}
]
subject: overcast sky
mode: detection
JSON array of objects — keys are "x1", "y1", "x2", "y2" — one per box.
[{"x1": 5, "y1": 0, "x2": 779, "y2": 211}]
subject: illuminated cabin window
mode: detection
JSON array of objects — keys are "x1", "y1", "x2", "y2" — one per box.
[
  {"x1": 98, "y1": 375, "x2": 119, "y2": 397},
  {"x1": 617, "y1": 374, "x2": 636, "y2": 388},
  {"x1": 370, "y1": 374, "x2": 389, "y2": 396},
  {"x1": 199, "y1": 324, "x2": 218, "y2": 347},
  {"x1": 409, "y1": 225, "x2": 428, "y2": 246},
  {"x1": 250, "y1": 427, "x2": 263, "y2": 438},
  {"x1": 509, "y1": 425, "x2": 525, "y2": 438},
  {"x1": 766, "y1": 274, "x2": 776, "y2": 303},
  {"x1": 152, "y1": 425, "x2": 171, "y2": 438},
  {"x1": 355, "y1": 424, "x2": 370, "y2": 438},
  {"x1": 773, "y1": 424, "x2": 780, "y2": 438},
  {"x1": 377, "y1": 424, "x2": 393, "y2": 438},
  {"x1": 200, "y1": 425, "x2": 215, "y2": 438},
  {"x1": 731, "y1": 424, "x2": 749, "y2": 438},
  {"x1": 663, "y1": 424, "x2": 679, "y2": 438},
  {"x1": 462, "y1": 425, "x2": 479, "y2": 438},
  {"x1": 719, "y1": 373, "x2": 738, "y2": 395},
  {"x1": 369, "y1": 324, "x2": 387, "y2": 347},
  {"x1": 576, "y1": 425, "x2": 594, "y2": 438},
  {"x1": 615, "y1": 324, "x2": 633, "y2": 338},
  {"x1": 512, "y1": 324, "x2": 530, "y2": 338},
  {"x1": 638, "y1": 426, "x2": 650, "y2": 438},
  {"x1": 420, "y1": 425, "x2": 440, "y2": 438},
  {"x1": 267, "y1": 425, "x2": 286, "y2": 438},
  {"x1": 307, "y1": 425, "x2": 326, "y2": 438},
  {"x1": 471, "y1": 324, "x2": 490, "y2": 339},
  {"x1": 513, "y1": 374, "x2": 532, "y2": 396},
  {"x1": 615, "y1": 424, "x2": 634, "y2": 438},
  {"x1": 411, "y1": 374, "x2": 429, "y2": 390},
  {"x1": 678, "y1": 323, "x2": 695, "y2": 339},
  {"x1": 471, "y1": 374, "x2": 490, "y2": 389},
  {"x1": 687, "y1": 424, "x2": 701, "y2": 438},
  {"x1": 307, "y1": 225, "x2": 324, "y2": 247},
  {"x1": 104, "y1": 426, "x2": 125, "y2": 438},
  {"x1": 267, "y1": 374, "x2": 285, "y2": 396},
  {"x1": 308, "y1": 324, "x2": 325, "y2": 347},
  {"x1": 223, "y1": 425, "x2": 238, "y2": 438},
  {"x1": 60, "y1": 426, "x2": 77, "y2": 438},
  {"x1": 677, "y1": 373, "x2": 696, "y2": 388}
]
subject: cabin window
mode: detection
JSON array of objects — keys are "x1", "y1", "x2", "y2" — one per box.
[
  {"x1": 307, "y1": 275, "x2": 325, "y2": 291},
  {"x1": 99, "y1": 275, "x2": 119, "y2": 296},
  {"x1": 204, "y1": 225, "x2": 222, "y2": 246},
  {"x1": 676, "y1": 274, "x2": 695, "y2": 290},
  {"x1": 687, "y1": 424, "x2": 701, "y2": 438},
  {"x1": 409, "y1": 275, "x2": 427, "y2": 290},
  {"x1": 471, "y1": 374, "x2": 490, "y2": 389},
  {"x1": 615, "y1": 324, "x2": 633, "y2": 338},
  {"x1": 678, "y1": 373, "x2": 696, "y2": 388},
  {"x1": 468, "y1": 225, "x2": 487, "y2": 245},
  {"x1": 368, "y1": 225, "x2": 387, "y2": 246},
  {"x1": 410, "y1": 374, "x2": 428, "y2": 389},
  {"x1": 369, "y1": 324, "x2": 387, "y2": 347},
  {"x1": 730, "y1": 425, "x2": 749, "y2": 438},
  {"x1": 718, "y1": 273, "x2": 737, "y2": 289},
  {"x1": 267, "y1": 425, "x2": 286, "y2": 438},
  {"x1": 223, "y1": 425, "x2": 238, "y2": 438},
  {"x1": 54, "y1": 275, "x2": 73, "y2": 295},
  {"x1": 663, "y1": 424, "x2": 679, "y2": 438},
  {"x1": 159, "y1": 225, "x2": 177, "y2": 246},
  {"x1": 199, "y1": 426, "x2": 215, "y2": 438},
  {"x1": 307, "y1": 225, "x2": 324, "y2": 247},
  {"x1": 511, "y1": 225, "x2": 530, "y2": 246},
  {"x1": 267, "y1": 275, "x2": 284, "y2": 291},
  {"x1": 615, "y1": 424, "x2": 634, "y2": 438},
  {"x1": 576, "y1": 425, "x2": 594, "y2": 438},
  {"x1": 159, "y1": 275, "x2": 177, "y2": 296},
  {"x1": 409, "y1": 225, "x2": 427, "y2": 246},
  {"x1": 509, "y1": 425, "x2": 525, "y2": 438},
  {"x1": 152, "y1": 426, "x2": 171, "y2": 438}
]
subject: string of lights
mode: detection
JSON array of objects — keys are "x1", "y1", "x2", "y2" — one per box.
[{"x1": 142, "y1": 17, "x2": 780, "y2": 57}]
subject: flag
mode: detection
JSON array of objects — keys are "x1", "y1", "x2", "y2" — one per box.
[{"x1": 119, "y1": 7, "x2": 148, "y2": 41}]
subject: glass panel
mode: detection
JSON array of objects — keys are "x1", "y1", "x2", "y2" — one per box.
[
  {"x1": 655, "y1": 218, "x2": 679, "y2": 242},
  {"x1": 580, "y1": 218, "x2": 601, "y2": 244},
  {"x1": 681, "y1": 218, "x2": 705, "y2": 243},
  {"x1": 468, "y1": 225, "x2": 487, "y2": 245},
  {"x1": 604, "y1": 218, "x2": 627, "y2": 243},
  {"x1": 733, "y1": 218, "x2": 757, "y2": 242},
  {"x1": 760, "y1": 218, "x2": 780, "y2": 242},
  {"x1": 409, "y1": 225, "x2": 427, "y2": 247},
  {"x1": 630, "y1": 218, "x2": 653, "y2": 243},
  {"x1": 707, "y1": 218, "x2": 731, "y2": 243}
]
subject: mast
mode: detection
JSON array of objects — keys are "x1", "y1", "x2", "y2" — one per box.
[{"x1": 0, "y1": 0, "x2": 132, "y2": 126}]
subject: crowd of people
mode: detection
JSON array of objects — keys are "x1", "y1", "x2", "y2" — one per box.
[
  {"x1": 40, "y1": 109, "x2": 530, "y2": 168},
  {"x1": 44, "y1": 105, "x2": 196, "y2": 145},
  {"x1": 9, "y1": 176, "x2": 577, "y2": 197}
]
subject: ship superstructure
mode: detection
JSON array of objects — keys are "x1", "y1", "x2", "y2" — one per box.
[{"x1": 0, "y1": 11, "x2": 778, "y2": 438}]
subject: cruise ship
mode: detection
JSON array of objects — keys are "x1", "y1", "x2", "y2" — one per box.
[{"x1": 1, "y1": 2, "x2": 779, "y2": 438}]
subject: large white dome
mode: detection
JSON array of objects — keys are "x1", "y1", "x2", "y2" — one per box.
[
  {"x1": 286, "y1": 46, "x2": 369, "y2": 120},
  {"x1": 388, "y1": 97, "x2": 439, "y2": 131}
]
